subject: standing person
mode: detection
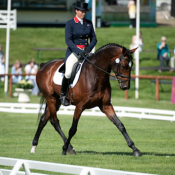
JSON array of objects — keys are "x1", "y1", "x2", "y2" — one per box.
[
  {"x1": 0, "y1": 44, "x2": 5, "y2": 82},
  {"x1": 60, "y1": 1, "x2": 97, "y2": 106},
  {"x1": 157, "y1": 36, "x2": 170, "y2": 73},
  {"x1": 130, "y1": 31, "x2": 143, "y2": 63},
  {"x1": 127, "y1": 0, "x2": 136, "y2": 28},
  {"x1": 170, "y1": 48, "x2": 175, "y2": 73},
  {"x1": 11, "y1": 60, "x2": 23, "y2": 84},
  {"x1": 25, "y1": 59, "x2": 39, "y2": 96}
]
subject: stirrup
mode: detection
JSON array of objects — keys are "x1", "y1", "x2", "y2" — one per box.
[{"x1": 60, "y1": 96, "x2": 70, "y2": 106}]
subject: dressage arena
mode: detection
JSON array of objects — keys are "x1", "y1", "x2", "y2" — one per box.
[{"x1": 0, "y1": 102, "x2": 175, "y2": 175}]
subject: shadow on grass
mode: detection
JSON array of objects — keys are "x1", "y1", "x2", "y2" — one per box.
[{"x1": 76, "y1": 150, "x2": 175, "y2": 157}]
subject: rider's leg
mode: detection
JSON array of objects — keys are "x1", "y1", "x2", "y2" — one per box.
[
  {"x1": 65, "y1": 53, "x2": 79, "y2": 79},
  {"x1": 60, "y1": 53, "x2": 78, "y2": 106}
]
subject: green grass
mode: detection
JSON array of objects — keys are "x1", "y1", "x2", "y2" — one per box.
[{"x1": 0, "y1": 113, "x2": 175, "y2": 175}]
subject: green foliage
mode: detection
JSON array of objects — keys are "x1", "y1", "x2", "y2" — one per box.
[{"x1": 16, "y1": 79, "x2": 34, "y2": 89}]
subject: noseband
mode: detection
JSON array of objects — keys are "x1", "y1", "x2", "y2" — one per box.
[
  {"x1": 112, "y1": 53, "x2": 133, "y2": 83},
  {"x1": 85, "y1": 52, "x2": 133, "y2": 83}
]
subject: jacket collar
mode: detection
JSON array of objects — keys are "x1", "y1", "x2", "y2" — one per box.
[{"x1": 74, "y1": 16, "x2": 86, "y2": 23}]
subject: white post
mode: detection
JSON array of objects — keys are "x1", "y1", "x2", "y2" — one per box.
[
  {"x1": 4, "y1": 0, "x2": 11, "y2": 94},
  {"x1": 135, "y1": 0, "x2": 140, "y2": 99},
  {"x1": 92, "y1": 0, "x2": 96, "y2": 53},
  {"x1": 10, "y1": 160, "x2": 23, "y2": 175}
]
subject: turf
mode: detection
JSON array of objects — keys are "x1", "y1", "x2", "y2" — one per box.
[{"x1": 0, "y1": 113, "x2": 175, "y2": 175}]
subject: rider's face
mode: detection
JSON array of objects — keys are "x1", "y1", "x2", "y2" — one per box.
[{"x1": 75, "y1": 9, "x2": 86, "y2": 19}]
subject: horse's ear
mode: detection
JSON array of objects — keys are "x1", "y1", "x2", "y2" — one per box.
[{"x1": 130, "y1": 47, "x2": 138, "y2": 54}]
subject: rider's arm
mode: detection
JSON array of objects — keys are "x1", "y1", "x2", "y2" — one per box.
[
  {"x1": 86, "y1": 21, "x2": 97, "y2": 52},
  {"x1": 65, "y1": 20, "x2": 82, "y2": 55}
]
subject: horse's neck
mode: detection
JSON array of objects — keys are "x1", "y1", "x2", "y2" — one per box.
[{"x1": 91, "y1": 48, "x2": 114, "y2": 71}]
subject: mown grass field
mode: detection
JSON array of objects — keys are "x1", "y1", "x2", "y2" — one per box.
[{"x1": 0, "y1": 113, "x2": 175, "y2": 175}]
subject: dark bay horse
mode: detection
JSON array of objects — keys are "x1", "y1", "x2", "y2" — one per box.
[{"x1": 30, "y1": 43, "x2": 142, "y2": 157}]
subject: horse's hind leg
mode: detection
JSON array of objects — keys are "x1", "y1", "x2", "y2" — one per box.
[
  {"x1": 47, "y1": 97, "x2": 75, "y2": 155},
  {"x1": 100, "y1": 103, "x2": 142, "y2": 157},
  {"x1": 30, "y1": 105, "x2": 50, "y2": 153}
]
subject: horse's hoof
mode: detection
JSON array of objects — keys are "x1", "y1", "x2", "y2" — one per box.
[
  {"x1": 68, "y1": 147, "x2": 76, "y2": 155},
  {"x1": 30, "y1": 146, "x2": 36, "y2": 153},
  {"x1": 68, "y1": 144, "x2": 76, "y2": 155},
  {"x1": 133, "y1": 149, "x2": 142, "y2": 157},
  {"x1": 62, "y1": 151, "x2": 67, "y2": 155}
]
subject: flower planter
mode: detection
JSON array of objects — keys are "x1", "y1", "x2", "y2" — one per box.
[{"x1": 15, "y1": 88, "x2": 32, "y2": 103}]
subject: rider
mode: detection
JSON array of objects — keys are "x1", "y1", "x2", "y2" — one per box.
[{"x1": 60, "y1": 1, "x2": 97, "y2": 106}]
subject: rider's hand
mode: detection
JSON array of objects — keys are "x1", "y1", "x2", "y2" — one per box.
[
  {"x1": 79, "y1": 50, "x2": 87, "y2": 58},
  {"x1": 84, "y1": 47, "x2": 91, "y2": 53}
]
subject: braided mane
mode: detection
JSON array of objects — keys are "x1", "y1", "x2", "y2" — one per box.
[{"x1": 95, "y1": 43, "x2": 124, "y2": 54}]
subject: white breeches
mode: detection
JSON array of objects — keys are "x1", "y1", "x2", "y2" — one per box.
[{"x1": 65, "y1": 53, "x2": 78, "y2": 79}]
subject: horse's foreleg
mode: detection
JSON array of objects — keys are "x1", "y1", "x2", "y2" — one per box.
[
  {"x1": 62, "y1": 105, "x2": 83, "y2": 155},
  {"x1": 30, "y1": 107, "x2": 50, "y2": 153},
  {"x1": 100, "y1": 104, "x2": 142, "y2": 157},
  {"x1": 44, "y1": 96, "x2": 75, "y2": 155}
]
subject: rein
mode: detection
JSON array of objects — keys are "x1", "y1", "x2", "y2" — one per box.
[
  {"x1": 84, "y1": 53, "x2": 133, "y2": 83},
  {"x1": 85, "y1": 56, "x2": 116, "y2": 79}
]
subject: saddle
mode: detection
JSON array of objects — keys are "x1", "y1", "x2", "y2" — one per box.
[{"x1": 58, "y1": 60, "x2": 83, "y2": 85}]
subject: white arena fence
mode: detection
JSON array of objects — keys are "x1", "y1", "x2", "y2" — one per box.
[
  {"x1": 0, "y1": 103, "x2": 175, "y2": 122},
  {"x1": 0, "y1": 157, "x2": 156, "y2": 175}
]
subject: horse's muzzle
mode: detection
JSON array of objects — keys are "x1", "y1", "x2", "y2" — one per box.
[{"x1": 119, "y1": 82, "x2": 130, "y2": 91}]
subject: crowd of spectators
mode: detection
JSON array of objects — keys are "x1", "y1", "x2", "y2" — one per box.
[{"x1": 0, "y1": 44, "x2": 39, "y2": 96}]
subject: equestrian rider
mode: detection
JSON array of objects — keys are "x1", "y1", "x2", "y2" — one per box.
[{"x1": 60, "y1": 1, "x2": 97, "y2": 106}]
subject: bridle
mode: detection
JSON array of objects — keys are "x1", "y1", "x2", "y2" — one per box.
[
  {"x1": 112, "y1": 52, "x2": 133, "y2": 83},
  {"x1": 85, "y1": 52, "x2": 133, "y2": 83}
]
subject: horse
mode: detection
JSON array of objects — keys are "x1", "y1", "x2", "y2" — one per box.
[{"x1": 30, "y1": 43, "x2": 142, "y2": 157}]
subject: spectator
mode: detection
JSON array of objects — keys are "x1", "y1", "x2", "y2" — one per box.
[
  {"x1": 157, "y1": 36, "x2": 170, "y2": 73},
  {"x1": 25, "y1": 59, "x2": 39, "y2": 96},
  {"x1": 127, "y1": 0, "x2": 136, "y2": 28},
  {"x1": 130, "y1": 31, "x2": 143, "y2": 62},
  {"x1": 0, "y1": 44, "x2": 5, "y2": 82},
  {"x1": 170, "y1": 48, "x2": 175, "y2": 73},
  {"x1": 11, "y1": 60, "x2": 23, "y2": 84}
]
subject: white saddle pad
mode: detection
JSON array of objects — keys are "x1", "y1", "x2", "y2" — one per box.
[{"x1": 53, "y1": 60, "x2": 85, "y2": 88}]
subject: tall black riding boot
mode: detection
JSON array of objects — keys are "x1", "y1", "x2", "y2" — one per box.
[{"x1": 60, "y1": 76, "x2": 70, "y2": 106}]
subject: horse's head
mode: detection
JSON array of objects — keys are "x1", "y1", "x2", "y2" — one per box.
[{"x1": 111, "y1": 47, "x2": 137, "y2": 90}]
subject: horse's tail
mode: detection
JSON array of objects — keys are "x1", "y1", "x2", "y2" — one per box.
[{"x1": 37, "y1": 95, "x2": 47, "y2": 123}]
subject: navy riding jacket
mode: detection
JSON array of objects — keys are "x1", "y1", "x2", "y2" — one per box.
[{"x1": 65, "y1": 16, "x2": 97, "y2": 61}]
